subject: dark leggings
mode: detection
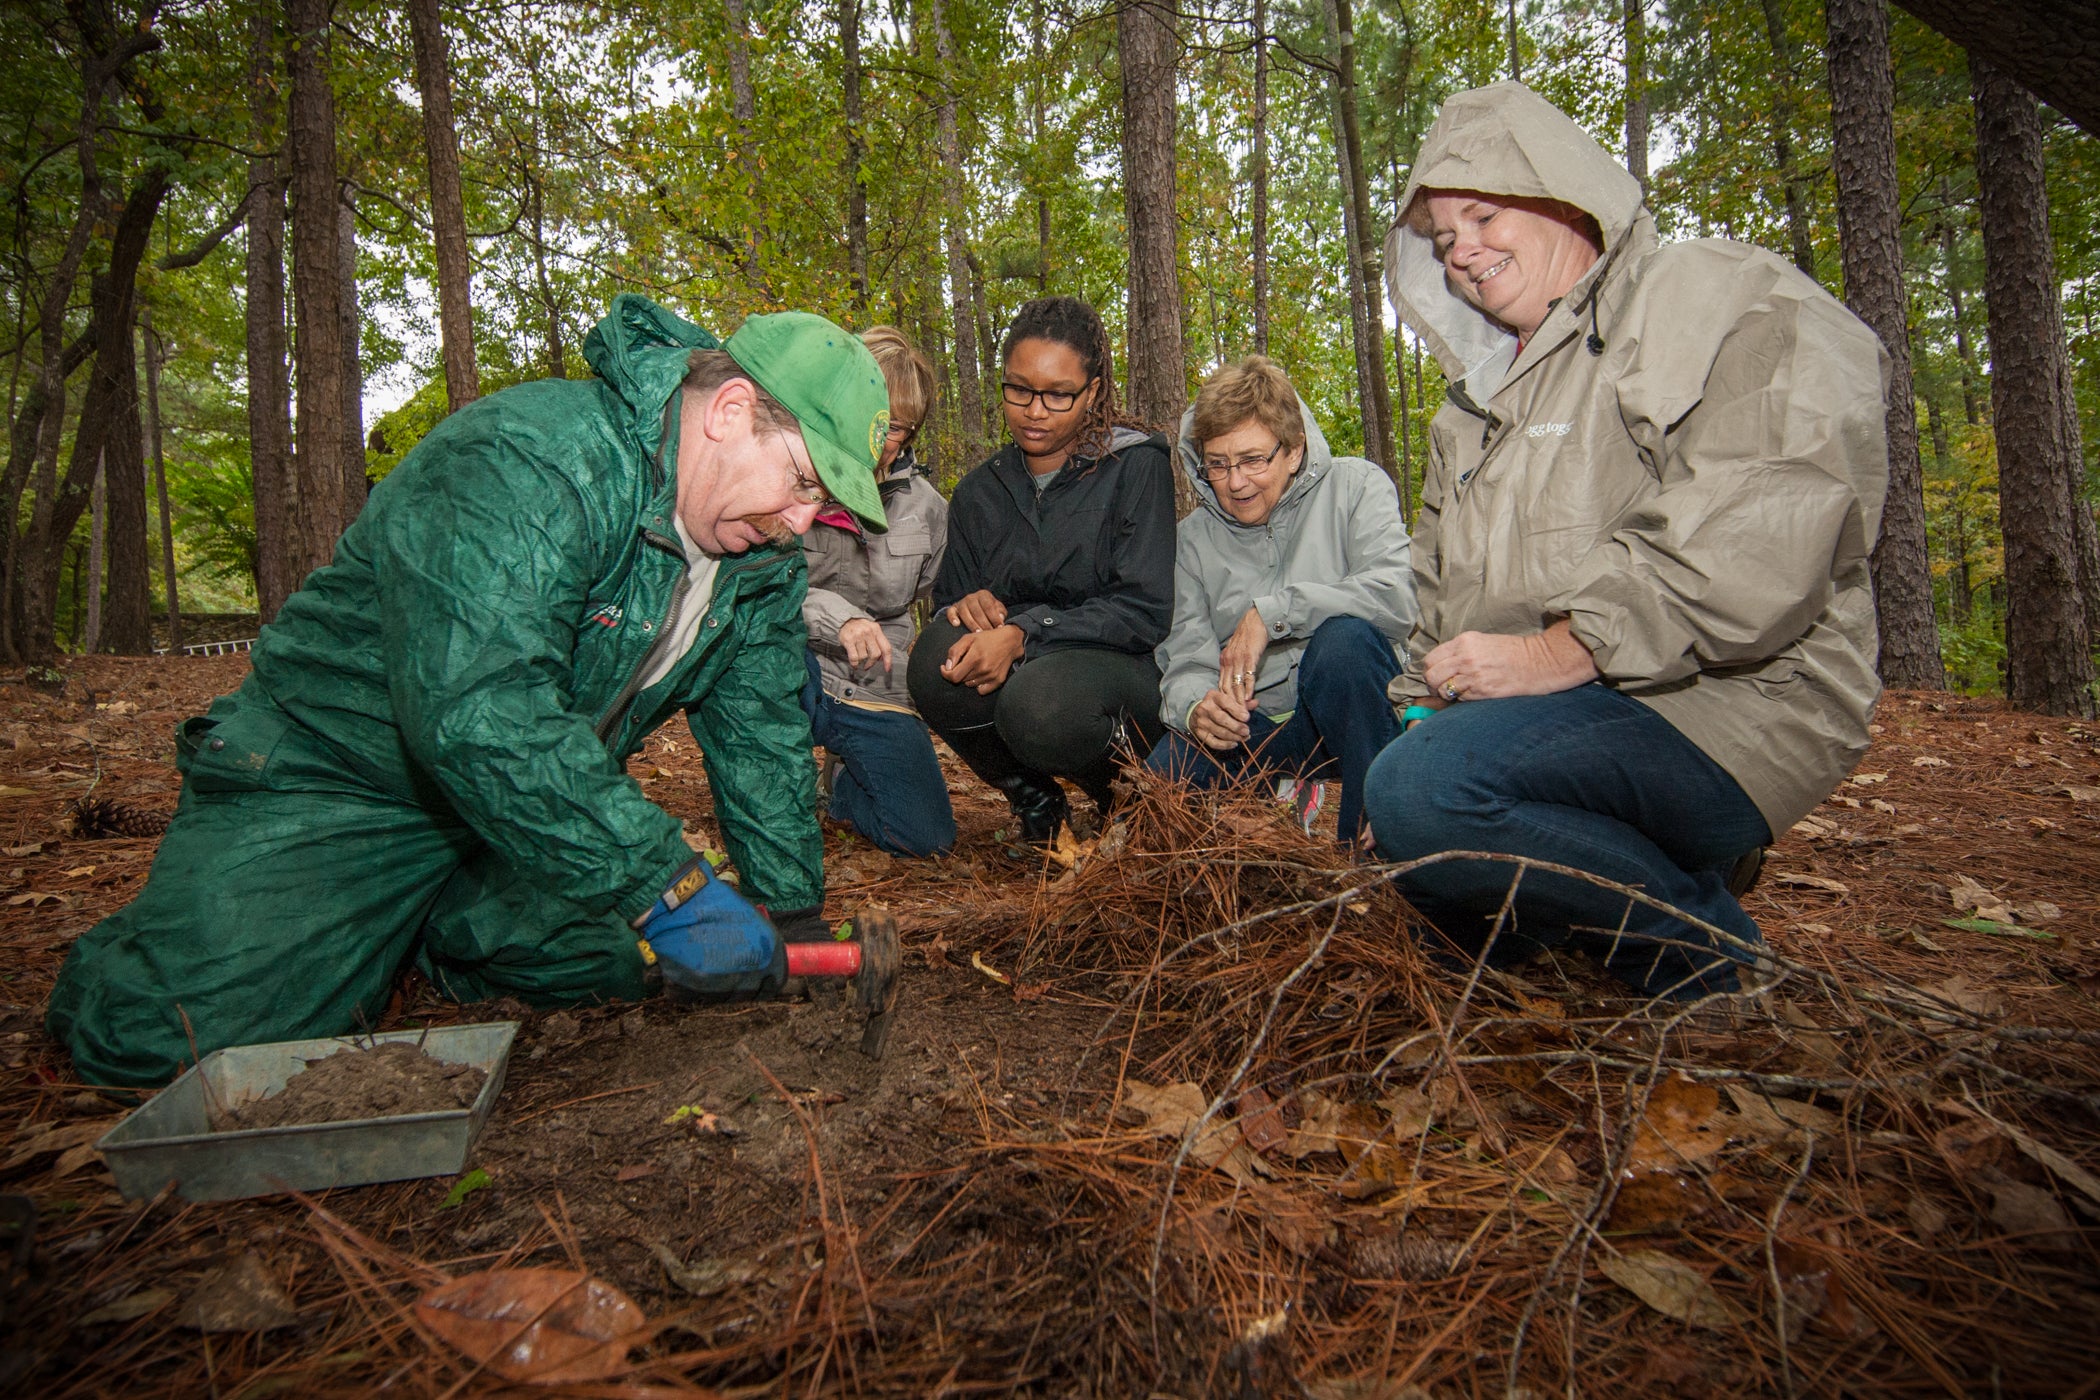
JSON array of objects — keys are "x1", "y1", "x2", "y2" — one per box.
[{"x1": 907, "y1": 613, "x2": 1162, "y2": 777}]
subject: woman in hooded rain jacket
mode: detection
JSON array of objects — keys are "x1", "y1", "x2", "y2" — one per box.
[
  {"x1": 1363, "y1": 82, "x2": 1890, "y2": 999},
  {"x1": 800, "y1": 327, "x2": 955, "y2": 856},
  {"x1": 1146, "y1": 355, "x2": 1416, "y2": 845}
]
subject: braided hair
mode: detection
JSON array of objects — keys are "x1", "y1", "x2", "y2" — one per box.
[{"x1": 999, "y1": 296, "x2": 1142, "y2": 460}]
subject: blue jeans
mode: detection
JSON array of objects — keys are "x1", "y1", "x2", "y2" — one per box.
[
  {"x1": 801, "y1": 653, "x2": 956, "y2": 857},
  {"x1": 1145, "y1": 616, "x2": 1402, "y2": 842},
  {"x1": 1362, "y1": 684, "x2": 1771, "y2": 998}
]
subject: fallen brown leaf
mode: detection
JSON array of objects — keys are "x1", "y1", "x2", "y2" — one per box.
[
  {"x1": 1598, "y1": 1249, "x2": 1744, "y2": 1329},
  {"x1": 414, "y1": 1267, "x2": 643, "y2": 1383}
]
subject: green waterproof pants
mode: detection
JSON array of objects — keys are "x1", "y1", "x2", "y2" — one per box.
[{"x1": 45, "y1": 690, "x2": 652, "y2": 1089}]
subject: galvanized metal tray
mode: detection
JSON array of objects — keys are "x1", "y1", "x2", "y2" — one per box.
[{"x1": 96, "y1": 1021, "x2": 518, "y2": 1203}]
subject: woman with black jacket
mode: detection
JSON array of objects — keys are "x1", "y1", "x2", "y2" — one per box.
[{"x1": 907, "y1": 297, "x2": 1176, "y2": 843}]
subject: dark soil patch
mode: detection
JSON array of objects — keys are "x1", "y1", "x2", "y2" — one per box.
[{"x1": 211, "y1": 1041, "x2": 487, "y2": 1132}]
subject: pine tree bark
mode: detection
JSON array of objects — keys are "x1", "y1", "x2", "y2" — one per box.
[
  {"x1": 33, "y1": 166, "x2": 169, "y2": 661},
  {"x1": 142, "y1": 313, "x2": 181, "y2": 651},
  {"x1": 1972, "y1": 58, "x2": 2093, "y2": 716},
  {"x1": 840, "y1": 0, "x2": 869, "y2": 317},
  {"x1": 1893, "y1": 0, "x2": 2100, "y2": 137},
  {"x1": 1251, "y1": 0, "x2": 1270, "y2": 356},
  {"x1": 249, "y1": 0, "x2": 296, "y2": 619},
  {"x1": 1624, "y1": 0, "x2": 1648, "y2": 191},
  {"x1": 338, "y1": 188, "x2": 367, "y2": 517},
  {"x1": 98, "y1": 292, "x2": 152, "y2": 655},
  {"x1": 931, "y1": 0, "x2": 985, "y2": 461},
  {"x1": 288, "y1": 0, "x2": 348, "y2": 572},
  {"x1": 82, "y1": 454, "x2": 105, "y2": 655},
  {"x1": 724, "y1": 0, "x2": 764, "y2": 286},
  {"x1": 1827, "y1": 0, "x2": 1939, "y2": 688},
  {"x1": 406, "y1": 0, "x2": 478, "y2": 411},
  {"x1": 1119, "y1": 0, "x2": 1186, "y2": 433},
  {"x1": 1327, "y1": 0, "x2": 1395, "y2": 472}
]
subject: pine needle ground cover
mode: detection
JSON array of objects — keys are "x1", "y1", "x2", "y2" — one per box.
[{"x1": 2, "y1": 656, "x2": 2098, "y2": 1396}]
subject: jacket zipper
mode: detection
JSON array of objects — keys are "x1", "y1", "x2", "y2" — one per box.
[
  {"x1": 592, "y1": 528, "x2": 690, "y2": 746},
  {"x1": 1445, "y1": 382, "x2": 1502, "y2": 450},
  {"x1": 590, "y1": 536, "x2": 797, "y2": 747}
]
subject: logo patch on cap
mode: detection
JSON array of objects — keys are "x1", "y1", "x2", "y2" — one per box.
[{"x1": 869, "y1": 408, "x2": 890, "y2": 462}]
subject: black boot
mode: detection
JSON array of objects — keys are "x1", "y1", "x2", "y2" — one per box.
[
  {"x1": 1070, "y1": 748, "x2": 1121, "y2": 818},
  {"x1": 942, "y1": 723, "x2": 1070, "y2": 844}
]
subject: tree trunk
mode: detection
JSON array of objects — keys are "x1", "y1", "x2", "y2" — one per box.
[
  {"x1": 1827, "y1": 0, "x2": 1940, "y2": 688},
  {"x1": 1892, "y1": 0, "x2": 2100, "y2": 138},
  {"x1": 1625, "y1": 0, "x2": 1649, "y2": 191},
  {"x1": 288, "y1": 0, "x2": 348, "y2": 572},
  {"x1": 840, "y1": 0, "x2": 868, "y2": 317},
  {"x1": 1972, "y1": 58, "x2": 2093, "y2": 716},
  {"x1": 724, "y1": 0, "x2": 764, "y2": 286},
  {"x1": 338, "y1": 187, "x2": 367, "y2": 518},
  {"x1": 1505, "y1": 0, "x2": 1522, "y2": 83},
  {"x1": 82, "y1": 453, "x2": 105, "y2": 655},
  {"x1": 142, "y1": 313, "x2": 180, "y2": 651},
  {"x1": 1251, "y1": 0, "x2": 1270, "y2": 356},
  {"x1": 1939, "y1": 208, "x2": 1981, "y2": 425},
  {"x1": 99, "y1": 294, "x2": 152, "y2": 655},
  {"x1": 1118, "y1": 0, "x2": 1186, "y2": 433},
  {"x1": 406, "y1": 0, "x2": 479, "y2": 411},
  {"x1": 1327, "y1": 0, "x2": 1395, "y2": 471},
  {"x1": 1032, "y1": 0, "x2": 1049, "y2": 293},
  {"x1": 27, "y1": 166, "x2": 169, "y2": 663},
  {"x1": 249, "y1": 1, "x2": 296, "y2": 620},
  {"x1": 931, "y1": 0, "x2": 985, "y2": 461},
  {"x1": 1758, "y1": 0, "x2": 1817, "y2": 280}
]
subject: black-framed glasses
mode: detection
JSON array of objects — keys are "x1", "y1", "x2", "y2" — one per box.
[
  {"x1": 885, "y1": 420, "x2": 920, "y2": 445},
  {"x1": 1000, "y1": 378, "x2": 1093, "y2": 412},
  {"x1": 1201, "y1": 441, "x2": 1287, "y2": 482}
]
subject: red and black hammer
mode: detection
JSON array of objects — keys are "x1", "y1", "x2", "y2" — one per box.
[{"x1": 782, "y1": 905, "x2": 901, "y2": 1059}]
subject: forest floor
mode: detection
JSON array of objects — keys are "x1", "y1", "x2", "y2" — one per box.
[{"x1": 2, "y1": 654, "x2": 2099, "y2": 1397}]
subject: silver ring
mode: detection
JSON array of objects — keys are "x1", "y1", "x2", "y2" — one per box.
[{"x1": 1441, "y1": 681, "x2": 1461, "y2": 701}]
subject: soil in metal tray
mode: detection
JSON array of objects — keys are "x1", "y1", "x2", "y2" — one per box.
[{"x1": 210, "y1": 1040, "x2": 487, "y2": 1132}]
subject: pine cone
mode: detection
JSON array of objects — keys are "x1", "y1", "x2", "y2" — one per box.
[
  {"x1": 71, "y1": 798, "x2": 171, "y2": 840},
  {"x1": 1347, "y1": 1229, "x2": 1463, "y2": 1281}
]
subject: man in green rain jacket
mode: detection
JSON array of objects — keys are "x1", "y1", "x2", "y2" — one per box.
[{"x1": 47, "y1": 296, "x2": 894, "y2": 1089}]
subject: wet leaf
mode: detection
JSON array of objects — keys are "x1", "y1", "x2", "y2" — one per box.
[
  {"x1": 1236, "y1": 1087, "x2": 1289, "y2": 1155},
  {"x1": 1847, "y1": 771, "x2": 1888, "y2": 786},
  {"x1": 177, "y1": 1253, "x2": 300, "y2": 1332},
  {"x1": 1946, "y1": 874, "x2": 2017, "y2": 924},
  {"x1": 1912, "y1": 755, "x2": 1949, "y2": 768},
  {"x1": 1723, "y1": 1084, "x2": 1842, "y2": 1142},
  {"x1": 414, "y1": 1267, "x2": 643, "y2": 1383},
  {"x1": 6, "y1": 890, "x2": 60, "y2": 906},
  {"x1": 1123, "y1": 1080, "x2": 1273, "y2": 1183},
  {"x1": 1942, "y1": 1098, "x2": 2100, "y2": 1212},
  {"x1": 1905, "y1": 1193, "x2": 1950, "y2": 1242},
  {"x1": 3, "y1": 1119, "x2": 107, "y2": 1171},
  {"x1": 1774, "y1": 872, "x2": 1849, "y2": 895},
  {"x1": 1923, "y1": 975, "x2": 2004, "y2": 1018},
  {"x1": 1942, "y1": 917, "x2": 2056, "y2": 941},
  {"x1": 1609, "y1": 1170, "x2": 1703, "y2": 1233},
  {"x1": 647, "y1": 1242, "x2": 759, "y2": 1297},
  {"x1": 2051, "y1": 784, "x2": 2100, "y2": 803},
  {"x1": 1979, "y1": 1168, "x2": 2077, "y2": 1249},
  {"x1": 51, "y1": 1141, "x2": 103, "y2": 1179},
  {"x1": 61, "y1": 864, "x2": 94, "y2": 878},
  {"x1": 2, "y1": 842, "x2": 42, "y2": 857},
  {"x1": 80, "y1": 1287, "x2": 175, "y2": 1327},
  {"x1": 1598, "y1": 1249, "x2": 1744, "y2": 1329},
  {"x1": 614, "y1": 1164, "x2": 658, "y2": 1183},
  {"x1": 1629, "y1": 1074, "x2": 1736, "y2": 1170},
  {"x1": 438, "y1": 1169, "x2": 491, "y2": 1210},
  {"x1": 968, "y1": 950, "x2": 1010, "y2": 985}
]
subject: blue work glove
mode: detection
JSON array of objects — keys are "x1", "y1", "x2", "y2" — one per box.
[{"x1": 633, "y1": 857, "x2": 788, "y2": 1003}]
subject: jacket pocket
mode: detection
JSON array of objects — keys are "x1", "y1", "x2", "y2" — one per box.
[{"x1": 175, "y1": 705, "x2": 293, "y2": 793}]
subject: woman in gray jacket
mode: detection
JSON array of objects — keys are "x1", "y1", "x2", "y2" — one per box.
[
  {"x1": 1146, "y1": 356, "x2": 1416, "y2": 844},
  {"x1": 800, "y1": 327, "x2": 955, "y2": 856}
]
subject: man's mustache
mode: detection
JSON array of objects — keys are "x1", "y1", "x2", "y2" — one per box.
[{"x1": 741, "y1": 513, "x2": 798, "y2": 545}]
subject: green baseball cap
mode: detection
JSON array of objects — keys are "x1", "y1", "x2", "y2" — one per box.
[{"x1": 725, "y1": 312, "x2": 889, "y2": 529}]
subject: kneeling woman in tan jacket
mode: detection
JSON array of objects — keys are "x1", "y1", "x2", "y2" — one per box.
[{"x1": 1364, "y1": 82, "x2": 1889, "y2": 1000}]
